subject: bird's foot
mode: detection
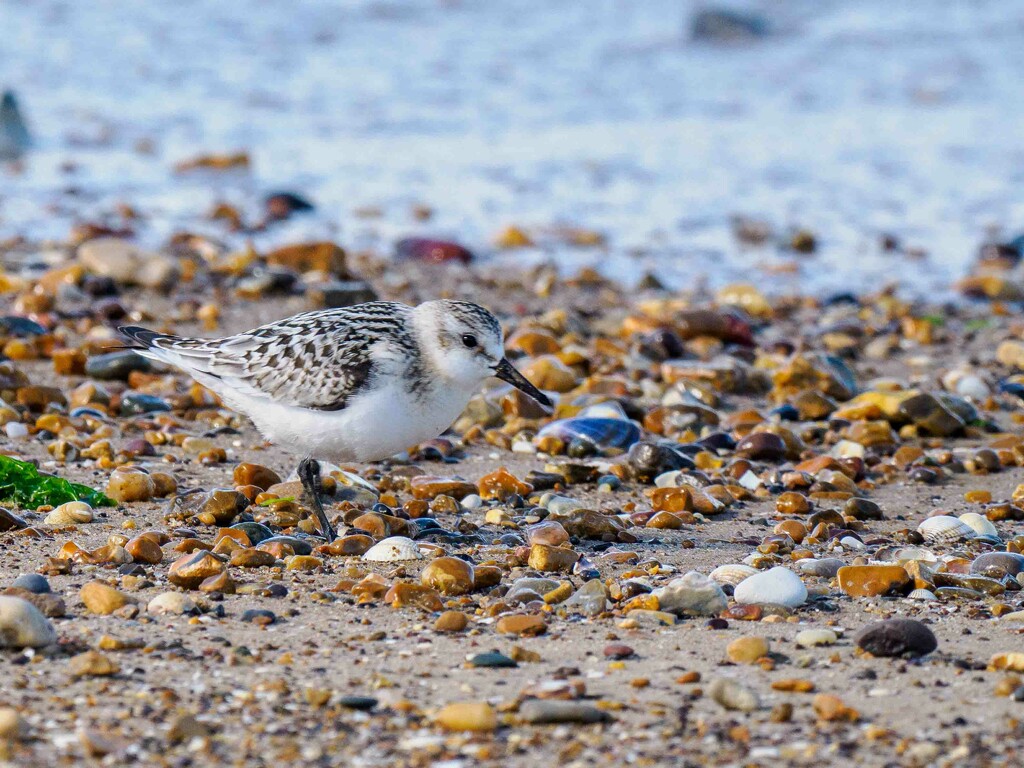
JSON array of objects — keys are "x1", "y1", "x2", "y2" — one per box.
[{"x1": 297, "y1": 458, "x2": 336, "y2": 542}]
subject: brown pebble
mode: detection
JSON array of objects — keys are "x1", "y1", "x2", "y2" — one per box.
[
  {"x1": 496, "y1": 614, "x2": 547, "y2": 637},
  {"x1": 434, "y1": 611, "x2": 469, "y2": 633}
]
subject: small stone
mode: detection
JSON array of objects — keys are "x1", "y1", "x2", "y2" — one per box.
[
  {"x1": 105, "y1": 468, "x2": 155, "y2": 503},
  {"x1": 233, "y1": 463, "x2": 282, "y2": 491},
  {"x1": 735, "y1": 432, "x2": 786, "y2": 461},
  {"x1": 813, "y1": 694, "x2": 860, "y2": 722},
  {"x1": 168, "y1": 551, "x2": 227, "y2": 590},
  {"x1": 434, "y1": 702, "x2": 496, "y2": 732},
  {"x1": 385, "y1": 583, "x2": 443, "y2": 611},
  {"x1": 85, "y1": 351, "x2": 151, "y2": 381},
  {"x1": 0, "y1": 707, "x2": 28, "y2": 741},
  {"x1": 434, "y1": 611, "x2": 469, "y2": 632},
  {"x1": 855, "y1": 619, "x2": 937, "y2": 657},
  {"x1": 11, "y1": 574, "x2": 49, "y2": 594},
  {"x1": 604, "y1": 644, "x2": 635, "y2": 660},
  {"x1": 496, "y1": 614, "x2": 547, "y2": 636},
  {"x1": 337, "y1": 695, "x2": 378, "y2": 710},
  {"x1": 795, "y1": 629, "x2": 838, "y2": 648},
  {"x1": 477, "y1": 467, "x2": 533, "y2": 501},
  {"x1": 420, "y1": 557, "x2": 475, "y2": 596},
  {"x1": 655, "y1": 572, "x2": 728, "y2": 617},
  {"x1": 125, "y1": 535, "x2": 163, "y2": 564},
  {"x1": 0, "y1": 596, "x2": 56, "y2": 648},
  {"x1": 240, "y1": 609, "x2": 277, "y2": 626},
  {"x1": 80, "y1": 582, "x2": 134, "y2": 615},
  {"x1": 708, "y1": 678, "x2": 759, "y2": 711},
  {"x1": 837, "y1": 565, "x2": 912, "y2": 597},
  {"x1": 726, "y1": 636, "x2": 769, "y2": 664},
  {"x1": 68, "y1": 650, "x2": 120, "y2": 678},
  {"x1": 285, "y1": 555, "x2": 323, "y2": 571},
  {"x1": 147, "y1": 592, "x2": 197, "y2": 616},
  {"x1": 563, "y1": 580, "x2": 608, "y2": 616},
  {"x1": 166, "y1": 714, "x2": 211, "y2": 744},
  {"x1": 518, "y1": 700, "x2": 610, "y2": 724},
  {"x1": 528, "y1": 544, "x2": 579, "y2": 572},
  {"x1": 733, "y1": 567, "x2": 807, "y2": 608},
  {"x1": 469, "y1": 652, "x2": 517, "y2": 668}
]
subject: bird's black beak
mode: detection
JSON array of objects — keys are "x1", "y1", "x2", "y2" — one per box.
[{"x1": 493, "y1": 358, "x2": 552, "y2": 409}]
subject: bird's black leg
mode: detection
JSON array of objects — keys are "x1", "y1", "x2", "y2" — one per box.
[{"x1": 297, "y1": 458, "x2": 336, "y2": 541}]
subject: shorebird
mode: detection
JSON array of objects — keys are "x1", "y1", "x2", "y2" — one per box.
[{"x1": 119, "y1": 300, "x2": 551, "y2": 541}]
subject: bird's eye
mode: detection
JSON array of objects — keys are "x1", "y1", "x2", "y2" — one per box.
[{"x1": 461, "y1": 334, "x2": 478, "y2": 349}]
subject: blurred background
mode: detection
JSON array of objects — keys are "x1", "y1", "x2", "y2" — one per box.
[{"x1": 2, "y1": 0, "x2": 1023, "y2": 296}]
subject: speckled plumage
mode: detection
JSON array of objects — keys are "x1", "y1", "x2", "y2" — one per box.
[
  {"x1": 118, "y1": 299, "x2": 542, "y2": 464},
  {"x1": 122, "y1": 302, "x2": 423, "y2": 410}
]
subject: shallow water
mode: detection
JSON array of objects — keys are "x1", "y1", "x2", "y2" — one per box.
[{"x1": 3, "y1": 0, "x2": 1023, "y2": 295}]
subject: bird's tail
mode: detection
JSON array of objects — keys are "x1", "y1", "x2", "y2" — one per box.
[{"x1": 117, "y1": 325, "x2": 216, "y2": 378}]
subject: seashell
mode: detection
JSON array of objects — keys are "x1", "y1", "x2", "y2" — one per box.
[
  {"x1": 536, "y1": 418, "x2": 640, "y2": 454},
  {"x1": 970, "y1": 552, "x2": 1024, "y2": 578},
  {"x1": 733, "y1": 566, "x2": 807, "y2": 608},
  {"x1": 576, "y1": 402, "x2": 630, "y2": 421},
  {"x1": 917, "y1": 515, "x2": 976, "y2": 544},
  {"x1": 958, "y1": 512, "x2": 998, "y2": 540},
  {"x1": 708, "y1": 564, "x2": 757, "y2": 587},
  {"x1": 796, "y1": 558, "x2": 844, "y2": 579},
  {"x1": 362, "y1": 536, "x2": 423, "y2": 562},
  {"x1": 43, "y1": 501, "x2": 94, "y2": 525},
  {"x1": 874, "y1": 545, "x2": 939, "y2": 564},
  {"x1": 908, "y1": 588, "x2": 938, "y2": 601}
]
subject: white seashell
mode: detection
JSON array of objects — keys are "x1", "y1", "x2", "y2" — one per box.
[
  {"x1": 958, "y1": 512, "x2": 998, "y2": 539},
  {"x1": 708, "y1": 564, "x2": 757, "y2": 587},
  {"x1": 733, "y1": 566, "x2": 807, "y2": 608},
  {"x1": 838, "y1": 536, "x2": 866, "y2": 551},
  {"x1": 908, "y1": 588, "x2": 938, "y2": 601},
  {"x1": 917, "y1": 515, "x2": 976, "y2": 544},
  {"x1": 43, "y1": 501, "x2": 93, "y2": 525},
  {"x1": 577, "y1": 402, "x2": 630, "y2": 420},
  {"x1": 654, "y1": 470, "x2": 684, "y2": 488},
  {"x1": 362, "y1": 536, "x2": 423, "y2": 562},
  {"x1": 875, "y1": 546, "x2": 938, "y2": 564}
]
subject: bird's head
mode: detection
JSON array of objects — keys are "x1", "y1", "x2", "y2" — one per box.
[{"x1": 415, "y1": 300, "x2": 552, "y2": 408}]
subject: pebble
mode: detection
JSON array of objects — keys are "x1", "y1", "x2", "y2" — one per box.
[
  {"x1": 0, "y1": 707, "x2": 28, "y2": 741},
  {"x1": 434, "y1": 702, "x2": 496, "y2": 732},
  {"x1": 837, "y1": 565, "x2": 912, "y2": 597},
  {"x1": 241, "y1": 609, "x2": 277, "y2": 625},
  {"x1": 469, "y1": 652, "x2": 517, "y2": 668},
  {"x1": 795, "y1": 629, "x2": 838, "y2": 648},
  {"x1": 496, "y1": 614, "x2": 547, "y2": 636},
  {"x1": 708, "y1": 678, "x2": 760, "y2": 711},
  {"x1": 563, "y1": 580, "x2": 608, "y2": 616},
  {"x1": 168, "y1": 551, "x2": 227, "y2": 589},
  {"x1": 68, "y1": 650, "x2": 120, "y2": 678},
  {"x1": 147, "y1": 592, "x2": 197, "y2": 616},
  {"x1": 855, "y1": 619, "x2": 937, "y2": 657},
  {"x1": 604, "y1": 643, "x2": 635, "y2": 659},
  {"x1": 106, "y1": 468, "x2": 155, "y2": 503},
  {"x1": 420, "y1": 557, "x2": 475, "y2": 595},
  {"x1": 0, "y1": 596, "x2": 56, "y2": 647},
  {"x1": 11, "y1": 574, "x2": 49, "y2": 594},
  {"x1": 80, "y1": 581, "x2": 134, "y2": 615},
  {"x1": 337, "y1": 696, "x2": 378, "y2": 711},
  {"x1": 733, "y1": 567, "x2": 807, "y2": 608},
  {"x1": 727, "y1": 636, "x2": 769, "y2": 664},
  {"x1": 655, "y1": 572, "x2": 728, "y2": 616},
  {"x1": 518, "y1": 700, "x2": 610, "y2": 724},
  {"x1": 434, "y1": 611, "x2": 469, "y2": 632}
]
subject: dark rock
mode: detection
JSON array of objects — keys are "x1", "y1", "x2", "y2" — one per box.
[
  {"x1": 317, "y1": 280, "x2": 378, "y2": 309},
  {"x1": 338, "y1": 696, "x2": 378, "y2": 710},
  {"x1": 0, "y1": 317, "x2": 46, "y2": 337},
  {"x1": 87, "y1": 351, "x2": 152, "y2": 381},
  {"x1": 0, "y1": 508, "x2": 27, "y2": 532},
  {"x1": 854, "y1": 619, "x2": 937, "y2": 658},
  {"x1": 627, "y1": 441, "x2": 695, "y2": 481},
  {"x1": 735, "y1": 432, "x2": 786, "y2": 461},
  {"x1": 690, "y1": 8, "x2": 769, "y2": 43},
  {"x1": 0, "y1": 91, "x2": 31, "y2": 160},
  {"x1": 264, "y1": 192, "x2": 315, "y2": 222},
  {"x1": 230, "y1": 522, "x2": 275, "y2": 546},
  {"x1": 469, "y1": 652, "x2": 517, "y2": 668}
]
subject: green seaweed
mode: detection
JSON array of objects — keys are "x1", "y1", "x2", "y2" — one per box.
[{"x1": 0, "y1": 454, "x2": 114, "y2": 508}]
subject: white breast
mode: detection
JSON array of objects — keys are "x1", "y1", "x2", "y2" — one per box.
[{"x1": 217, "y1": 377, "x2": 477, "y2": 463}]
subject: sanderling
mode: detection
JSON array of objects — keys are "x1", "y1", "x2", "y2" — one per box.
[{"x1": 119, "y1": 300, "x2": 551, "y2": 540}]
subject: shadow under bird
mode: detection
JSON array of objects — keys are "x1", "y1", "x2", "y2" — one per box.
[{"x1": 119, "y1": 300, "x2": 551, "y2": 540}]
